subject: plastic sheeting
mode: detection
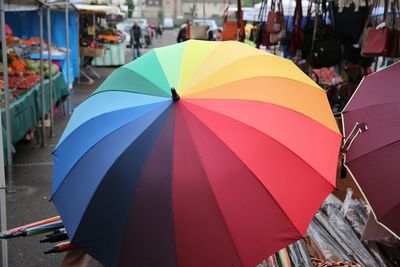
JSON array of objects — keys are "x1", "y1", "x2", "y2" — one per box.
[
  {"x1": 5, "y1": 10, "x2": 79, "y2": 86},
  {"x1": 307, "y1": 219, "x2": 351, "y2": 261},
  {"x1": 288, "y1": 240, "x2": 312, "y2": 267},
  {"x1": 324, "y1": 205, "x2": 379, "y2": 266}
]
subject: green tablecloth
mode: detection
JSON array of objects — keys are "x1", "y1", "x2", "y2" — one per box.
[
  {"x1": 1, "y1": 72, "x2": 69, "y2": 163},
  {"x1": 93, "y1": 43, "x2": 126, "y2": 66}
]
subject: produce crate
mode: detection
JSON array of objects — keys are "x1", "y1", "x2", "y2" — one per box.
[{"x1": 79, "y1": 47, "x2": 104, "y2": 57}]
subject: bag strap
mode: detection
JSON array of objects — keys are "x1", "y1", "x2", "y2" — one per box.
[
  {"x1": 270, "y1": 0, "x2": 276, "y2": 12},
  {"x1": 391, "y1": 0, "x2": 400, "y2": 28},
  {"x1": 307, "y1": 0, "x2": 313, "y2": 19},
  {"x1": 223, "y1": 0, "x2": 230, "y2": 23},
  {"x1": 278, "y1": 0, "x2": 284, "y2": 14},
  {"x1": 293, "y1": 0, "x2": 303, "y2": 27},
  {"x1": 384, "y1": 0, "x2": 390, "y2": 22},
  {"x1": 258, "y1": 0, "x2": 269, "y2": 22}
]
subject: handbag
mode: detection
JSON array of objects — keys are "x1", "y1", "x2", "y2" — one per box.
[
  {"x1": 222, "y1": 3, "x2": 245, "y2": 41},
  {"x1": 254, "y1": 0, "x2": 271, "y2": 47},
  {"x1": 270, "y1": 19, "x2": 286, "y2": 45},
  {"x1": 310, "y1": 39, "x2": 343, "y2": 68},
  {"x1": 301, "y1": 1, "x2": 315, "y2": 59},
  {"x1": 361, "y1": 0, "x2": 391, "y2": 56},
  {"x1": 308, "y1": 1, "x2": 343, "y2": 68},
  {"x1": 288, "y1": 0, "x2": 304, "y2": 54},
  {"x1": 362, "y1": 26, "x2": 390, "y2": 56},
  {"x1": 334, "y1": 1, "x2": 370, "y2": 44},
  {"x1": 387, "y1": 0, "x2": 400, "y2": 57},
  {"x1": 266, "y1": 0, "x2": 284, "y2": 33}
]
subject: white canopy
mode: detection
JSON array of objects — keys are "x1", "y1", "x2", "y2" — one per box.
[{"x1": 73, "y1": 4, "x2": 123, "y2": 15}]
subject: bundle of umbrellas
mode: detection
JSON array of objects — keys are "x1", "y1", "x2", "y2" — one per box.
[{"x1": 0, "y1": 216, "x2": 73, "y2": 254}]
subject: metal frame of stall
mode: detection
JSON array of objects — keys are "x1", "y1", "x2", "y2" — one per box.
[{"x1": 0, "y1": 1, "x2": 75, "y2": 265}]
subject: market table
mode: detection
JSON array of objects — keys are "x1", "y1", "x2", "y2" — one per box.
[
  {"x1": 1, "y1": 72, "x2": 69, "y2": 163},
  {"x1": 29, "y1": 51, "x2": 74, "y2": 87},
  {"x1": 93, "y1": 43, "x2": 126, "y2": 66}
]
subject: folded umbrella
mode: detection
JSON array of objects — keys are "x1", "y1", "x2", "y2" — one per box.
[{"x1": 52, "y1": 40, "x2": 341, "y2": 267}]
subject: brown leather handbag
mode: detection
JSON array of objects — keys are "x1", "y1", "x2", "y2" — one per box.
[
  {"x1": 266, "y1": 0, "x2": 284, "y2": 33},
  {"x1": 222, "y1": 11, "x2": 245, "y2": 41}
]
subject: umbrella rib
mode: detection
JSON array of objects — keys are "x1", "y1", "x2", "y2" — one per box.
[
  {"x1": 178, "y1": 109, "x2": 245, "y2": 265},
  {"x1": 52, "y1": 103, "x2": 171, "y2": 199},
  {"x1": 182, "y1": 103, "x2": 335, "y2": 234},
  {"x1": 183, "y1": 100, "x2": 339, "y2": 186}
]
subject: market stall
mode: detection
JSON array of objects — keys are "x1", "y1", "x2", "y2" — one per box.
[
  {"x1": 5, "y1": 4, "x2": 79, "y2": 86},
  {"x1": 0, "y1": 1, "x2": 75, "y2": 201},
  {"x1": 75, "y1": 4, "x2": 126, "y2": 69},
  {"x1": 0, "y1": 25, "x2": 70, "y2": 151}
]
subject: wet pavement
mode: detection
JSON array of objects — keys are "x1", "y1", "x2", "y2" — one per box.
[{"x1": 4, "y1": 29, "x2": 178, "y2": 267}]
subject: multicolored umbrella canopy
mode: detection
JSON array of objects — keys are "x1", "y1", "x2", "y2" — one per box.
[
  {"x1": 52, "y1": 40, "x2": 341, "y2": 267},
  {"x1": 342, "y1": 61, "x2": 400, "y2": 240}
]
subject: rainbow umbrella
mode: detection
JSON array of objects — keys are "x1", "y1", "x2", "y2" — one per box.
[{"x1": 52, "y1": 40, "x2": 341, "y2": 267}]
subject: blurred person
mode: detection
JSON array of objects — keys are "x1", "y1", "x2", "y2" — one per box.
[
  {"x1": 215, "y1": 28, "x2": 223, "y2": 41},
  {"x1": 207, "y1": 26, "x2": 214, "y2": 41},
  {"x1": 177, "y1": 25, "x2": 188, "y2": 43},
  {"x1": 156, "y1": 24, "x2": 163, "y2": 38},
  {"x1": 130, "y1": 21, "x2": 142, "y2": 60}
]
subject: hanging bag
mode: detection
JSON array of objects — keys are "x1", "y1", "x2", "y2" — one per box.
[
  {"x1": 362, "y1": 0, "x2": 391, "y2": 56},
  {"x1": 301, "y1": 1, "x2": 315, "y2": 59},
  {"x1": 308, "y1": 0, "x2": 343, "y2": 68},
  {"x1": 266, "y1": 0, "x2": 284, "y2": 33},
  {"x1": 269, "y1": 0, "x2": 286, "y2": 44},
  {"x1": 288, "y1": 0, "x2": 305, "y2": 54},
  {"x1": 334, "y1": 0, "x2": 370, "y2": 44},
  {"x1": 254, "y1": 0, "x2": 271, "y2": 47},
  {"x1": 387, "y1": 0, "x2": 400, "y2": 57},
  {"x1": 222, "y1": 1, "x2": 245, "y2": 41}
]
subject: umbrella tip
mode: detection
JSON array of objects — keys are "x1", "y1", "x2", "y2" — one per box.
[{"x1": 171, "y1": 88, "x2": 180, "y2": 102}]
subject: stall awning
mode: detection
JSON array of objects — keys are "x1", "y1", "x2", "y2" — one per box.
[{"x1": 73, "y1": 4, "x2": 123, "y2": 15}]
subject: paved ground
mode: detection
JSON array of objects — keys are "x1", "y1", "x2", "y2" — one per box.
[{"x1": 3, "y1": 29, "x2": 178, "y2": 267}]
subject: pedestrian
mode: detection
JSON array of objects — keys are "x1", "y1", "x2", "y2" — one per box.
[
  {"x1": 130, "y1": 21, "x2": 142, "y2": 60},
  {"x1": 157, "y1": 24, "x2": 163, "y2": 38},
  {"x1": 215, "y1": 28, "x2": 222, "y2": 41},
  {"x1": 207, "y1": 26, "x2": 214, "y2": 41},
  {"x1": 177, "y1": 25, "x2": 187, "y2": 43}
]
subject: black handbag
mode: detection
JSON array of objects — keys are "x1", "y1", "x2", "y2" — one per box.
[
  {"x1": 334, "y1": 2, "x2": 370, "y2": 44},
  {"x1": 308, "y1": 0, "x2": 343, "y2": 68},
  {"x1": 301, "y1": 1, "x2": 315, "y2": 59},
  {"x1": 310, "y1": 38, "x2": 343, "y2": 68}
]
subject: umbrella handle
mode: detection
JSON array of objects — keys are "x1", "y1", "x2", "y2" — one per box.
[
  {"x1": 341, "y1": 122, "x2": 368, "y2": 152},
  {"x1": 171, "y1": 87, "x2": 180, "y2": 102}
]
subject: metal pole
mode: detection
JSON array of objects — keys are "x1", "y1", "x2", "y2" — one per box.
[
  {"x1": 47, "y1": 7, "x2": 54, "y2": 137},
  {"x1": 39, "y1": 6, "x2": 46, "y2": 147},
  {"x1": 65, "y1": 1, "x2": 71, "y2": 115},
  {"x1": 203, "y1": 0, "x2": 206, "y2": 18},
  {"x1": 0, "y1": 0, "x2": 9, "y2": 265},
  {"x1": 1, "y1": 0, "x2": 13, "y2": 195},
  {"x1": 92, "y1": 13, "x2": 95, "y2": 44}
]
